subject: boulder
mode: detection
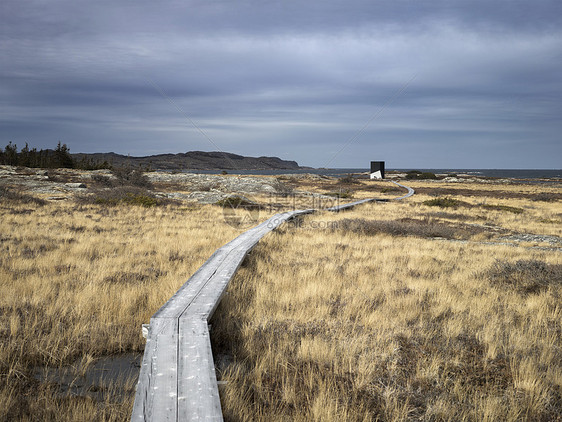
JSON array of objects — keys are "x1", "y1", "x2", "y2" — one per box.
[{"x1": 65, "y1": 182, "x2": 87, "y2": 189}]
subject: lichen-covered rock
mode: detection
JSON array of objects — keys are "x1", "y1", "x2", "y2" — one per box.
[
  {"x1": 186, "y1": 191, "x2": 230, "y2": 204},
  {"x1": 277, "y1": 173, "x2": 331, "y2": 180},
  {"x1": 146, "y1": 172, "x2": 289, "y2": 194},
  {"x1": 65, "y1": 182, "x2": 87, "y2": 189},
  {"x1": 500, "y1": 233, "x2": 561, "y2": 245}
]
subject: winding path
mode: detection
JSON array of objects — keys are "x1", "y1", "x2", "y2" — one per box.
[{"x1": 131, "y1": 180, "x2": 414, "y2": 421}]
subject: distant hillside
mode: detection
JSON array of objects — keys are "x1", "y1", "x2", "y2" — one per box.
[{"x1": 71, "y1": 151, "x2": 303, "y2": 170}]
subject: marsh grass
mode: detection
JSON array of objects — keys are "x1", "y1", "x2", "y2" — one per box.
[
  {"x1": 213, "y1": 230, "x2": 562, "y2": 421},
  {"x1": 0, "y1": 197, "x2": 255, "y2": 420},
  {"x1": 1, "y1": 176, "x2": 560, "y2": 420},
  {"x1": 211, "y1": 182, "x2": 562, "y2": 421},
  {"x1": 485, "y1": 259, "x2": 562, "y2": 294},
  {"x1": 0, "y1": 186, "x2": 47, "y2": 206},
  {"x1": 215, "y1": 196, "x2": 259, "y2": 209},
  {"x1": 334, "y1": 217, "x2": 491, "y2": 240},
  {"x1": 482, "y1": 204, "x2": 524, "y2": 214},
  {"x1": 415, "y1": 185, "x2": 562, "y2": 202},
  {"x1": 423, "y1": 197, "x2": 467, "y2": 208},
  {"x1": 381, "y1": 186, "x2": 401, "y2": 193},
  {"x1": 338, "y1": 174, "x2": 360, "y2": 185},
  {"x1": 532, "y1": 193, "x2": 559, "y2": 202},
  {"x1": 78, "y1": 186, "x2": 172, "y2": 208},
  {"x1": 325, "y1": 190, "x2": 354, "y2": 199}
]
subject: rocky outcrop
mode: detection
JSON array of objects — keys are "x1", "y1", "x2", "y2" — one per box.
[
  {"x1": 441, "y1": 176, "x2": 513, "y2": 184},
  {"x1": 0, "y1": 166, "x2": 295, "y2": 204},
  {"x1": 146, "y1": 172, "x2": 289, "y2": 195},
  {"x1": 500, "y1": 233, "x2": 562, "y2": 245}
]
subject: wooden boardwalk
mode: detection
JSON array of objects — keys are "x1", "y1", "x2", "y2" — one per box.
[
  {"x1": 131, "y1": 181, "x2": 413, "y2": 421},
  {"x1": 326, "y1": 181, "x2": 414, "y2": 211}
]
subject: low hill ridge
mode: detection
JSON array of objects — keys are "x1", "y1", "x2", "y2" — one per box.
[{"x1": 72, "y1": 151, "x2": 302, "y2": 170}]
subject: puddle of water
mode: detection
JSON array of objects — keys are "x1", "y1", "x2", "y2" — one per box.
[{"x1": 33, "y1": 352, "x2": 142, "y2": 401}]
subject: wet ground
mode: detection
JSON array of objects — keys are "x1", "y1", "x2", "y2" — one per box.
[{"x1": 33, "y1": 352, "x2": 142, "y2": 401}]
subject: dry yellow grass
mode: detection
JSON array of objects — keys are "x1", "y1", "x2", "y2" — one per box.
[
  {"x1": 1, "y1": 177, "x2": 560, "y2": 421},
  {"x1": 212, "y1": 182, "x2": 562, "y2": 421},
  {"x1": 0, "y1": 198, "x2": 261, "y2": 420}
]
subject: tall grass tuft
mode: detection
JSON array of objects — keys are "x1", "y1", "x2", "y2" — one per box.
[{"x1": 486, "y1": 259, "x2": 562, "y2": 294}]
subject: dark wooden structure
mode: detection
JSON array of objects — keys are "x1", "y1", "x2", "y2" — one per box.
[{"x1": 370, "y1": 161, "x2": 385, "y2": 179}]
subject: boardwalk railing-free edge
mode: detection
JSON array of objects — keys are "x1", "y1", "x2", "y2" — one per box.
[{"x1": 131, "y1": 181, "x2": 414, "y2": 421}]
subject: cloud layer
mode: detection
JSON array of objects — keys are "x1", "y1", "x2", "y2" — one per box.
[{"x1": 2, "y1": 0, "x2": 561, "y2": 168}]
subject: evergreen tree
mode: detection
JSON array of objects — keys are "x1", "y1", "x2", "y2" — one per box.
[
  {"x1": 1, "y1": 141, "x2": 109, "y2": 169},
  {"x1": 54, "y1": 141, "x2": 74, "y2": 168},
  {"x1": 19, "y1": 143, "x2": 31, "y2": 167},
  {"x1": 3, "y1": 142, "x2": 18, "y2": 166},
  {"x1": 36, "y1": 147, "x2": 50, "y2": 168},
  {"x1": 29, "y1": 147, "x2": 39, "y2": 167}
]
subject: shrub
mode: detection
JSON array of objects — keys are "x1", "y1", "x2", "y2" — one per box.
[
  {"x1": 481, "y1": 204, "x2": 524, "y2": 214},
  {"x1": 539, "y1": 218, "x2": 559, "y2": 224},
  {"x1": 112, "y1": 167, "x2": 152, "y2": 188},
  {"x1": 423, "y1": 197, "x2": 466, "y2": 208},
  {"x1": 0, "y1": 186, "x2": 46, "y2": 206},
  {"x1": 272, "y1": 179, "x2": 293, "y2": 196},
  {"x1": 325, "y1": 191, "x2": 353, "y2": 199},
  {"x1": 121, "y1": 193, "x2": 159, "y2": 207},
  {"x1": 91, "y1": 173, "x2": 116, "y2": 187},
  {"x1": 198, "y1": 182, "x2": 221, "y2": 192},
  {"x1": 420, "y1": 172, "x2": 437, "y2": 179},
  {"x1": 381, "y1": 186, "x2": 400, "y2": 193},
  {"x1": 485, "y1": 260, "x2": 562, "y2": 294},
  {"x1": 80, "y1": 187, "x2": 168, "y2": 207},
  {"x1": 532, "y1": 193, "x2": 559, "y2": 202},
  {"x1": 215, "y1": 196, "x2": 258, "y2": 209},
  {"x1": 338, "y1": 174, "x2": 359, "y2": 184},
  {"x1": 406, "y1": 171, "x2": 437, "y2": 180},
  {"x1": 333, "y1": 217, "x2": 487, "y2": 240},
  {"x1": 426, "y1": 211, "x2": 474, "y2": 221},
  {"x1": 46, "y1": 170, "x2": 72, "y2": 183},
  {"x1": 74, "y1": 157, "x2": 111, "y2": 170}
]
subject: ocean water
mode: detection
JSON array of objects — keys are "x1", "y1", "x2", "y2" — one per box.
[
  {"x1": 393, "y1": 169, "x2": 562, "y2": 179},
  {"x1": 184, "y1": 168, "x2": 562, "y2": 179}
]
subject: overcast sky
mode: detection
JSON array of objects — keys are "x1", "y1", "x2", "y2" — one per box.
[{"x1": 1, "y1": 0, "x2": 561, "y2": 168}]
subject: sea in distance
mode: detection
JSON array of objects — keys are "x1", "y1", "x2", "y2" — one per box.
[{"x1": 184, "y1": 168, "x2": 562, "y2": 179}]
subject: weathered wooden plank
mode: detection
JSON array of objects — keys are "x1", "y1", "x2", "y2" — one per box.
[
  {"x1": 152, "y1": 248, "x2": 231, "y2": 320},
  {"x1": 185, "y1": 247, "x2": 249, "y2": 319},
  {"x1": 177, "y1": 319, "x2": 222, "y2": 421},
  {"x1": 391, "y1": 181, "x2": 415, "y2": 200},
  {"x1": 325, "y1": 197, "x2": 377, "y2": 212},
  {"x1": 326, "y1": 181, "x2": 414, "y2": 212},
  {"x1": 132, "y1": 318, "x2": 179, "y2": 421}
]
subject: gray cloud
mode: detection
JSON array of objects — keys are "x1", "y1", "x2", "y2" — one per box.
[{"x1": 1, "y1": 0, "x2": 561, "y2": 168}]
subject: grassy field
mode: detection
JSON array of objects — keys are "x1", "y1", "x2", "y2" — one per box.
[
  {"x1": 1, "y1": 175, "x2": 560, "y2": 420},
  {"x1": 212, "y1": 181, "x2": 562, "y2": 421},
  {"x1": 0, "y1": 193, "x2": 257, "y2": 420}
]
